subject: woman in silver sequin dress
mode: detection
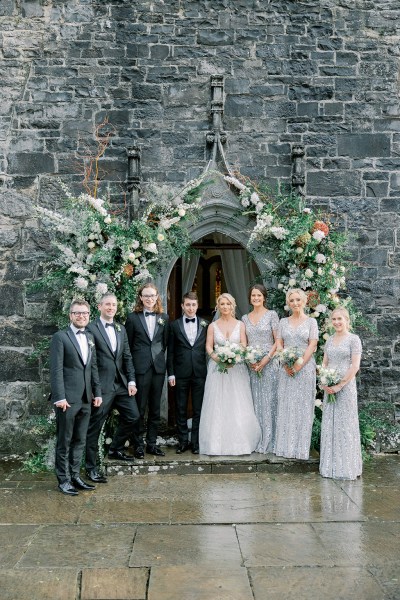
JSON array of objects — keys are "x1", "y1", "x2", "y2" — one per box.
[
  {"x1": 319, "y1": 307, "x2": 362, "y2": 480},
  {"x1": 275, "y1": 288, "x2": 319, "y2": 460},
  {"x1": 242, "y1": 284, "x2": 279, "y2": 453}
]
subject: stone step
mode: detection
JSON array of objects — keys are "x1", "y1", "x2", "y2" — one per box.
[{"x1": 104, "y1": 447, "x2": 320, "y2": 476}]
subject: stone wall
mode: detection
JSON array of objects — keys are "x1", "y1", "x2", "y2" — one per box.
[{"x1": 1, "y1": 0, "x2": 400, "y2": 452}]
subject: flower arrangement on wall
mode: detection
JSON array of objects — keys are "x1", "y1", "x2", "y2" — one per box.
[
  {"x1": 34, "y1": 176, "x2": 206, "y2": 326},
  {"x1": 224, "y1": 173, "x2": 363, "y2": 349}
]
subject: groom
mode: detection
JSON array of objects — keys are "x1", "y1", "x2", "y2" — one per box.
[{"x1": 167, "y1": 291, "x2": 208, "y2": 454}]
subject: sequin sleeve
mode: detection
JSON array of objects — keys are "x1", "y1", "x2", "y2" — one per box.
[
  {"x1": 309, "y1": 317, "x2": 319, "y2": 341},
  {"x1": 350, "y1": 334, "x2": 362, "y2": 356},
  {"x1": 270, "y1": 310, "x2": 280, "y2": 334},
  {"x1": 277, "y1": 319, "x2": 284, "y2": 340}
]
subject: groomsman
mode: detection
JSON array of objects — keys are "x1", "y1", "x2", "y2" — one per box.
[
  {"x1": 167, "y1": 291, "x2": 208, "y2": 454},
  {"x1": 50, "y1": 300, "x2": 102, "y2": 495},
  {"x1": 125, "y1": 283, "x2": 169, "y2": 458},
  {"x1": 85, "y1": 293, "x2": 139, "y2": 483}
]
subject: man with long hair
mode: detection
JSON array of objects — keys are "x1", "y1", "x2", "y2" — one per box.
[{"x1": 125, "y1": 283, "x2": 169, "y2": 458}]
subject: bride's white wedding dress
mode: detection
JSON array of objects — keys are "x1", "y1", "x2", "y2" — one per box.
[{"x1": 199, "y1": 321, "x2": 261, "y2": 456}]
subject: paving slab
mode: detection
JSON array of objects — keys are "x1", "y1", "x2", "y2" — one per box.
[
  {"x1": 249, "y1": 566, "x2": 386, "y2": 600},
  {"x1": 18, "y1": 524, "x2": 137, "y2": 568},
  {"x1": 0, "y1": 568, "x2": 79, "y2": 600},
  {"x1": 368, "y1": 564, "x2": 400, "y2": 599},
  {"x1": 236, "y1": 523, "x2": 333, "y2": 567},
  {"x1": 0, "y1": 488, "x2": 88, "y2": 524},
  {"x1": 129, "y1": 524, "x2": 242, "y2": 567},
  {"x1": 342, "y1": 484, "x2": 400, "y2": 521},
  {"x1": 81, "y1": 568, "x2": 149, "y2": 600},
  {"x1": 148, "y1": 566, "x2": 253, "y2": 600},
  {"x1": 79, "y1": 497, "x2": 171, "y2": 524},
  {"x1": 312, "y1": 522, "x2": 400, "y2": 567},
  {"x1": 0, "y1": 525, "x2": 39, "y2": 567}
]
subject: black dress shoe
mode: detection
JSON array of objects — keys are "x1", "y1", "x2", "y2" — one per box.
[
  {"x1": 134, "y1": 448, "x2": 145, "y2": 459},
  {"x1": 71, "y1": 476, "x2": 96, "y2": 491},
  {"x1": 58, "y1": 481, "x2": 78, "y2": 496},
  {"x1": 146, "y1": 445, "x2": 165, "y2": 456},
  {"x1": 192, "y1": 447, "x2": 200, "y2": 454},
  {"x1": 176, "y1": 443, "x2": 190, "y2": 454},
  {"x1": 108, "y1": 450, "x2": 135, "y2": 462},
  {"x1": 86, "y1": 469, "x2": 107, "y2": 483}
]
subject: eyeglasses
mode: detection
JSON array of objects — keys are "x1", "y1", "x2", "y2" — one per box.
[
  {"x1": 141, "y1": 294, "x2": 157, "y2": 299},
  {"x1": 71, "y1": 311, "x2": 90, "y2": 316}
]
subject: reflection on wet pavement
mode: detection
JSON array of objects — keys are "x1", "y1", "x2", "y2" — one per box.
[{"x1": 0, "y1": 454, "x2": 398, "y2": 599}]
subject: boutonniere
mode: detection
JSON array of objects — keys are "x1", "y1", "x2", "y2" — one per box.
[
  {"x1": 88, "y1": 339, "x2": 95, "y2": 348},
  {"x1": 115, "y1": 323, "x2": 121, "y2": 332},
  {"x1": 158, "y1": 318, "x2": 165, "y2": 326},
  {"x1": 200, "y1": 320, "x2": 208, "y2": 328}
]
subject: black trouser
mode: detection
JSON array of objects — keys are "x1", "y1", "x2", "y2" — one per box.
[
  {"x1": 175, "y1": 376, "x2": 205, "y2": 449},
  {"x1": 55, "y1": 397, "x2": 91, "y2": 484},
  {"x1": 133, "y1": 367, "x2": 165, "y2": 448},
  {"x1": 85, "y1": 383, "x2": 140, "y2": 470}
]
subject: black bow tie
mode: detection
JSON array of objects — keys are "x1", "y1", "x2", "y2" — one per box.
[
  {"x1": 105, "y1": 322, "x2": 115, "y2": 328},
  {"x1": 185, "y1": 318, "x2": 196, "y2": 323},
  {"x1": 145, "y1": 311, "x2": 156, "y2": 317},
  {"x1": 76, "y1": 330, "x2": 85, "y2": 335}
]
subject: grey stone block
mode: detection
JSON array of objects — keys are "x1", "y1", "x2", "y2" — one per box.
[
  {"x1": 8, "y1": 153, "x2": 55, "y2": 176},
  {"x1": 338, "y1": 134, "x2": 390, "y2": 158}
]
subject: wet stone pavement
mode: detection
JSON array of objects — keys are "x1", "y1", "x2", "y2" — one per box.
[{"x1": 0, "y1": 452, "x2": 399, "y2": 600}]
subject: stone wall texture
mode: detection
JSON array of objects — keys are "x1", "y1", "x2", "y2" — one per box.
[{"x1": 1, "y1": 0, "x2": 400, "y2": 451}]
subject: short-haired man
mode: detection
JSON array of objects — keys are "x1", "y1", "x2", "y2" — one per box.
[
  {"x1": 50, "y1": 300, "x2": 102, "y2": 495},
  {"x1": 167, "y1": 291, "x2": 208, "y2": 454},
  {"x1": 85, "y1": 293, "x2": 139, "y2": 482}
]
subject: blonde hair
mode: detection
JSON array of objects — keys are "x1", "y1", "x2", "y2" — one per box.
[
  {"x1": 216, "y1": 293, "x2": 236, "y2": 317},
  {"x1": 331, "y1": 306, "x2": 352, "y2": 329},
  {"x1": 286, "y1": 288, "x2": 307, "y2": 307}
]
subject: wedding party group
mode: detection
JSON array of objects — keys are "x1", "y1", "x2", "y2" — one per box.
[{"x1": 50, "y1": 282, "x2": 363, "y2": 496}]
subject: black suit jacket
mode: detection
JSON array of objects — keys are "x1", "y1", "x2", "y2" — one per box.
[
  {"x1": 87, "y1": 318, "x2": 136, "y2": 394},
  {"x1": 50, "y1": 327, "x2": 101, "y2": 403},
  {"x1": 167, "y1": 316, "x2": 208, "y2": 379},
  {"x1": 125, "y1": 311, "x2": 169, "y2": 375}
]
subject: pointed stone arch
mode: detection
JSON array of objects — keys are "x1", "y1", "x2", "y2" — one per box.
[{"x1": 154, "y1": 172, "x2": 269, "y2": 301}]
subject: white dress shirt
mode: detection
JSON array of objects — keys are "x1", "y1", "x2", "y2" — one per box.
[
  {"x1": 100, "y1": 317, "x2": 117, "y2": 352},
  {"x1": 183, "y1": 316, "x2": 197, "y2": 346},
  {"x1": 71, "y1": 324, "x2": 88, "y2": 364},
  {"x1": 144, "y1": 312, "x2": 156, "y2": 340}
]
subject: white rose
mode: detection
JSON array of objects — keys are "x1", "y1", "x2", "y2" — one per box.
[
  {"x1": 317, "y1": 267, "x2": 323, "y2": 275},
  {"x1": 157, "y1": 233, "x2": 165, "y2": 241},
  {"x1": 104, "y1": 215, "x2": 112, "y2": 224},
  {"x1": 288, "y1": 278, "x2": 296, "y2": 287},
  {"x1": 312, "y1": 230, "x2": 325, "y2": 242},
  {"x1": 178, "y1": 208, "x2": 186, "y2": 217},
  {"x1": 75, "y1": 276, "x2": 88, "y2": 290},
  {"x1": 87, "y1": 241, "x2": 95, "y2": 249},
  {"x1": 90, "y1": 274, "x2": 97, "y2": 282},
  {"x1": 315, "y1": 253, "x2": 326, "y2": 264},
  {"x1": 144, "y1": 243, "x2": 158, "y2": 254},
  {"x1": 313, "y1": 312, "x2": 320, "y2": 318},
  {"x1": 134, "y1": 259, "x2": 140, "y2": 266},
  {"x1": 128, "y1": 253, "x2": 136, "y2": 261},
  {"x1": 296, "y1": 247, "x2": 303, "y2": 254},
  {"x1": 315, "y1": 304, "x2": 327, "y2": 313},
  {"x1": 323, "y1": 333, "x2": 330, "y2": 341},
  {"x1": 296, "y1": 357, "x2": 304, "y2": 365},
  {"x1": 315, "y1": 398, "x2": 322, "y2": 407},
  {"x1": 305, "y1": 269, "x2": 313, "y2": 278},
  {"x1": 278, "y1": 283, "x2": 284, "y2": 289}
]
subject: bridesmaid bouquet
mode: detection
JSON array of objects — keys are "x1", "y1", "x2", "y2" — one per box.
[
  {"x1": 243, "y1": 345, "x2": 267, "y2": 378},
  {"x1": 214, "y1": 341, "x2": 244, "y2": 374},
  {"x1": 317, "y1": 365, "x2": 342, "y2": 403},
  {"x1": 276, "y1": 347, "x2": 304, "y2": 374}
]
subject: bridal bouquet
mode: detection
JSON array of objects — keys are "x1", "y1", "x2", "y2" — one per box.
[
  {"x1": 276, "y1": 347, "x2": 304, "y2": 374},
  {"x1": 317, "y1": 365, "x2": 342, "y2": 403},
  {"x1": 243, "y1": 345, "x2": 267, "y2": 378},
  {"x1": 214, "y1": 341, "x2": 244, "y2": 374}
]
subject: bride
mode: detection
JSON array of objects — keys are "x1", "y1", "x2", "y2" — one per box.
[{"x1": 199, "y1": 293, "x2": 261, "y2": 456}]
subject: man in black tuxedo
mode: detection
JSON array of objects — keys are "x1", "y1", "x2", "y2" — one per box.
[
  {"x1": 50, "y1": 300, "x2": 102, "y2": 495},
  {"x1": 125, "y1": 283, "x2": 169, "y2": 458},
  {"x1": 85, "y1": 293, "x2": 139, "y2": 482},
  {"x1": 167, "y1": 291, "x2": 208, "y2": 454}
]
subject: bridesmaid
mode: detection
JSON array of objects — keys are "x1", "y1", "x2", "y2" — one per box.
[
  {"x1": 242, "y1": 284, "x2": 279, "y2": 453},
  {"x1": 274, "y1": 288, "x2": 319, "y2": 460},
  {"x1": 319, "y1": 307, "x2": 362, "y2": 480}
]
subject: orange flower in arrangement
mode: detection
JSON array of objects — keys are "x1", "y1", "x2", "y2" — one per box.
[
  {"x1": 123, "y1": 264, "x2": 134, "y2": 277},
  {"x1": 307, "y1": 290, "x2": 320, "y2": 309},
  {"x1": 311, "y1": 220, "x2": 329, "y2": 236}
]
